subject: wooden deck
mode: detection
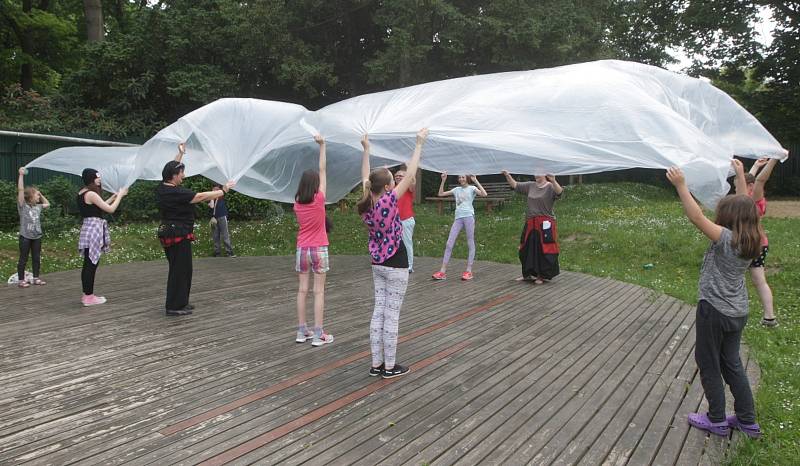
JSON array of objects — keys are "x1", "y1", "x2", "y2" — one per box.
[{"x1": 0, "y1": 256, "x2": 759, "y2": 465}]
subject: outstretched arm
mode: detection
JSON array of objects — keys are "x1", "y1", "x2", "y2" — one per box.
[
  {"x1": 752, "y1": 158, "x2": 779, "y2": 202},
  {"x1": 17, "y1": 168, "x2": 25, "y2": 205},
  {"x1": 361, "y1": 135, "x2": 370, "y2": 194},
  {"x1": 749, "y1": 157, "x2": 768, "y2": 176},
  {"x1": 732, "y1": 159, "x2": 747, "y2": 195},
  {"x1": 395, "y1": 128, "x2": 428, "y2": 198},
  {"x1": 666, "y1": 167, "x2": 722, "y2": 242},
  {"x1": 501, "y1": 170, "x2": 517, "y2": 190},
  {"x1": 174, "y1": 143, "x2": 186, "y2": 162},
  {"x1": 471, "y1": 175, "x2": 488, "y2": 197},
  {"x1": 315, "y1": 135, "x2": 326, "y2": 196},
  {"x1": 85, "y1": 187, "x2": 129, "y2": 214},
  {"x1": 437, "y1": 171, "x2": 453, "y2": 197},
  {"x1": 192, "y1": 180, "x2": 235, "y2": 204}
]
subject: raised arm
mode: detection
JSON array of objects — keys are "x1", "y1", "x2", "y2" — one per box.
[
  {"x1": 85, "y1": 187, "x2": 128, "y2": 214},
  {"x1": 666, "y1": 167, "x2": 722, "y2": 242},
  {"x1": 749, "y1": 157, "x2": 768, "y2": 176},
  {"x1": 38, "y1": 191, "x2": 50, "y2": 209},
  {"x1": 501, "y1": 170, "x2": 517, "y2": 190},
  {"x1": 752, "y1": 158, "x2": 779, "y2": 202},
  {"x1": 546, "y1": 174, "x2": 563, "y2": 195},
  {"x1": 174, "y1": 143, "x2": 186, "y2": 163},
  {"x1": 395, "y1": 128, "x2": 428, "y2": 198},
  {"x1": 316, "y1": 134, "x2": 326, "y2": 196},
  {"x1": 17, "y1": 168, "x2": 25, "y2": 205},
  {"x1": 361, "y1": 134, "x2": 370, "y2": 194},
  {"x1": 470, "y1": 175, "x2": 488, "y2": 197},
  {"x1": 192, "y1": 180, "x2": 235, "y2": 204},
  {"x1": 731, "y1": 159, "x2": 747, "y2": 195},
  {"x1": 437, "y1": 171, "x2": 452, "y2": 197}
]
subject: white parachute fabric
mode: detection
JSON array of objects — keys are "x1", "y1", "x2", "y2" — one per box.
[
  {"x1": 27, "y1": 60, "x2": 787, "y2": 207},
  {"x1": 26, "y1": 146, "x2": 139, "y2": 194}
]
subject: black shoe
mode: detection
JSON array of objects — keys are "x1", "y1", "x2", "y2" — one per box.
[
  {"x1": 369, "y1": 364, "x2": 385, "y2": 377},
  {"x1": 381, "y1": 364, "x2": 410, "y2": 379},
  {"x1": 213, "y1": 252, "x2": 220, "y2": 257},
  {"x1": 166, "y1": 309, "x2": 192, "y2": 316}
]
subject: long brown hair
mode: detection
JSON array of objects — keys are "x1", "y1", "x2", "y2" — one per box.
[
  {"x1": 357, "y1": 168, "x2": 393, "y2": 215},
  {"x1": 714, "y1": 194, "x2": 762, "y2": 260},
  {"x1": 295, "y1": 169, "x2": 320, "y2": 204}
]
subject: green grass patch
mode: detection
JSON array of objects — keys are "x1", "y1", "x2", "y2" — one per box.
[{"x1": 1, "y1": 182, "x2": 797, "y2": 463}]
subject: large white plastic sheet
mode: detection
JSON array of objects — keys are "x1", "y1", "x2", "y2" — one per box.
[{"x1": 27, "y1": 60, "x2": 787, "y2": 207}]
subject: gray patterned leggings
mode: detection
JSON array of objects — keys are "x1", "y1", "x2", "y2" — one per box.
[{"x1": 370, "y1": 265, "x2": 409, "y2": 368}]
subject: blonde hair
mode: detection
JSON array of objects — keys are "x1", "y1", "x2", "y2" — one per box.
[
  {"x1": 23, "y1": 187, "x2": 39, "y2": 206},
  {"x1": 714, "y1": 194, "x2": 762, "y2": 260},
  {"x1": 357, "y1": 168, "x2": 393, "y2": 215}
]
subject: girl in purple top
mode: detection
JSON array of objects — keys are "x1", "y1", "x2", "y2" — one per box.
[{"x1": 357, "y1": 128, "x2": 428, "y2": 379}]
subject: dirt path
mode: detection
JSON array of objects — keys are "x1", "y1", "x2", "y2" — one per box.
[{"x1": 765, "y1": 200, "x2": 800, "y2": 218}]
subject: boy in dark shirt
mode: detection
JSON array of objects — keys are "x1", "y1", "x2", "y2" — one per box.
[{"x1": 209, "y1": 184, "x2": 235, "y2": 257}]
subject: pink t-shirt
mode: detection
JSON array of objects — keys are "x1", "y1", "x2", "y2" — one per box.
[
  {"x1": 362, "y1": 190, "x2": 403, "y2": 263},
  {"x1": 294, "y1": 192, "x2": 328, "y2": 247},
  {"x1": 755, "y1": 197, "x2": 768, "y2": 246}
]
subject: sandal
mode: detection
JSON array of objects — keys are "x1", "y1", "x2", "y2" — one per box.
[
  {"x1": 726, "y1": 414, "x2": 763, "y2": 439},
  {"x1": 18, "y1": 281, "x2": 30, "y2": 288},
  {"x1": 534, "y1": 278, "x2": 544, "y2": 285},
  {"x1": 33, "y1": 278, "x2": 46, "y2": 285},
  {"x1": 688, "y1": 412, "x2": 730, "y2": 437}
]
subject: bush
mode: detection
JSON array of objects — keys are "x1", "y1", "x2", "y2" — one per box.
[
  {"x1": 0, "y1": 180, "x2": 18, "y2": 230},
  {"x1": 39, "y1": 176, "x2": 79, "y2": 216}
]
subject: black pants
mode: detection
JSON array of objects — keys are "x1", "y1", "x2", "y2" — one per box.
[
  {"x1": 695, "y1": 300, "x2": 756, "y2": 423},
  {"x1": 81, "y1": 248, "x2": 98, "y2": 295},
  {"x1": 164, "y1": 240, "x2": 193, "y2": 311},
  {"x1": 18, "y1": 236, "x2": 42, "y2": 279}
]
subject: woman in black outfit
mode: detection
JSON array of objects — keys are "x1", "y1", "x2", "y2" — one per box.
[{"x1": 157, "y1": 143, "x2": 235, "y2": 316}]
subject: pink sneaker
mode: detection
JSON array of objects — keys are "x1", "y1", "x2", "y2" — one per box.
[
  {"x1": 81, "y1": 294, "x2": 107, "y2": 307},
  {"x1": 432, "y1": 271, "x2": 447, "y2": 280},
  {"x1": 461, "y1": 271, "x2": 474, "y2": 281}
]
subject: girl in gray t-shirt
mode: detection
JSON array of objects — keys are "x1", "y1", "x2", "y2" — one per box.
[
  {"x1": 16, "y1": 167, "x2": 50, "y2": 287},
  {"x1": 667, "y1": 163, "x2": 763, "y2": 439}
]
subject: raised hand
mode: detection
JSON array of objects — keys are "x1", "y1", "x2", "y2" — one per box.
[
  {"x1": 314, "y1": 134, "x2": 325, "y2": 145},
  {"x1": 361, "y1": 134, "x2": 369, "y2": 149},
  {"x1": 441, "y1": 171, "x2": 448, "y2": 180},
  {"x1": 666, "y1": 167, "x2": 685, "y2": 186},
  {"x1": 416, "y1": 128, "x2": 429, "y2": 145}
]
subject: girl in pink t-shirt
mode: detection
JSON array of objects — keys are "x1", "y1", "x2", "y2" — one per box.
[
  {"x1": 741, "y1": 157, "x2": 781, "y2": 327},
  {"x1": 293, "y1": 135, "x2": 333, "y2": 346},
  {"x1": 357, "y1": 128, "x2": 428, "y2": 379}
]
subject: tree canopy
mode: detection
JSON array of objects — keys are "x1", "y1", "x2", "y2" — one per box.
[{"x1": 0, "y1": 0, "x2": 796, "y2": 144}]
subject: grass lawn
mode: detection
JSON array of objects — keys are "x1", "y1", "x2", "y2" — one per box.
[{"x1": 1, "y1": 182, "x2": 797, "y2": 464}]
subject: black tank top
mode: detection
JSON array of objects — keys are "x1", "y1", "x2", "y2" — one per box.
[{"x1": 77, "y1": 191, "x2": 104, "y2": 218}]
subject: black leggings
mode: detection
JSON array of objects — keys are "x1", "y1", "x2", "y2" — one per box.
[
  {"x1": 18, "y1": 236, "x2": 42, "y2": 279},
  {"x1": 81, "y1": 248, "x2": 99, "y2": 295}
]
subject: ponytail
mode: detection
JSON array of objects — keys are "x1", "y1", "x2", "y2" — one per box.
[{"x1": 357, "y1": 169, "x2": 393, "y2": 215}]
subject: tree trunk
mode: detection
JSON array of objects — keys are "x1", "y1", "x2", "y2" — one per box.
[{"x1": 83, "y1": 0, "x2": 104, "y2": 42}]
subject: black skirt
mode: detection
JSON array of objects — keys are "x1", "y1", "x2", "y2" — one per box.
[{"x1": 519, "y1": 223, "x2": 560, "y2": 280}]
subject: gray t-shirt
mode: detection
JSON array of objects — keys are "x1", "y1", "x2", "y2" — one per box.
[
  {"x1": 698, "y1": 228, "x2": 751, "y2": 317},
  {"x1": 18, "y1": 203, "x2": 43, "y2": 239},
  {"x1": 515, "y1": 181, "x2": 559, "y2": 218}
]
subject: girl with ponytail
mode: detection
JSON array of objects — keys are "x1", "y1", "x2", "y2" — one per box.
[{"x1": 359, "y1": 128, "x2": 428, "y2": 379}]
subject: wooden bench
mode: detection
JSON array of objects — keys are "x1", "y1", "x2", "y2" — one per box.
[{"x1": 426, "y1": 182, "x2": 515, "y2": 215}]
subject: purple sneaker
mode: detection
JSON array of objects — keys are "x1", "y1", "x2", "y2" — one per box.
[
  {"x1": 726, "y1": 414, "x2": 763, "y2": 439},
  {"x1": 688, "y1": 412, "x2": 730, "y2": 437}
]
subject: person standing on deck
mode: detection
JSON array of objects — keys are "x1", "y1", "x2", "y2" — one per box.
[{"x1": 157, "y1": 143, "x2": 235, "y2": 316}]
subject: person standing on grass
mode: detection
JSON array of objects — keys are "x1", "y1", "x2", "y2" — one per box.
[
  {"x1": 16, "y1": 167, "x2": 50, "y2": 288},
  {"x1": 208, "y1": 183, "x2": 235, "y2": 257},
  {"x1": 502, "y1": 171, "x2": 563, "y2": 284},
  {"x1": 394, "y1": 164, "x2": 417, "y2": 273},
  {"x1": 668, "y1": 160, "x2": 762, "y2": 440},
  {"x1": 293, "y1": 135, "x2": 334, "y2": 346},
  {"x1": 157, "y1": 143, "x2": 235, "y2": 316},
  {"x1": 77, "y1": 168, "x2": 128, "y2": 306},
  {"x1": 740, "y1": 157, "x2": 781, "y2": 327},
  {"x1": 431, "y1": 172, "x2": 487, "y2": 281},
  {"x1": 358, "y1": 128, "x2": 428, "y2": 379}
]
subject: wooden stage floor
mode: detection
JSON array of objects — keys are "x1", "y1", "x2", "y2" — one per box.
[{"x1": 0, "y1": 256, "x2": 758, "y2": 465}]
